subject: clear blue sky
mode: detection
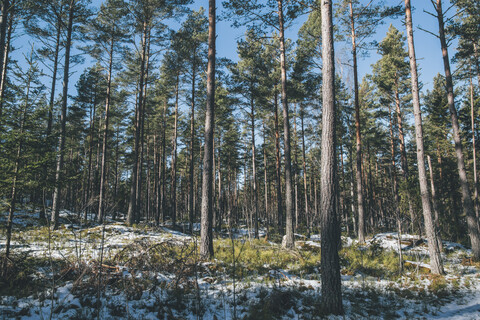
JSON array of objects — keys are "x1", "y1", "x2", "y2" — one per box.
[{"x1": 16, "y1": 0, "x2": 456, "y2": 102}]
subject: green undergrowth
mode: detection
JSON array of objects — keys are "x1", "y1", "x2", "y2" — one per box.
[
  {"x1": 340, "y1": 243, "x2": 401, "y2": 279},
  {"x1": 213, "y1": 239, "x2": 321, "y2": 279}
]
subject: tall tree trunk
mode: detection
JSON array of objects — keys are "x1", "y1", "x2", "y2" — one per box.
[
  {"x1": 250, "y1": 89, "x2": 259, "y2": 238},
  {"x1": 189, "y1": 48, "x2": 196, "y2": 233},
  {"x1": 300, "y1": 105, "x2": 310, "y2": 235},
  {"x1": 277, "y1": 0, "x2": 294, "y2": 249},
  {"x1": 200, "y1": 0, "x2": 215, "y2": 259},
  {"x1": 320, "y1": 0, "x2": 343, "y2": 314},
  {"x1": 470, "y1": 77, "x2": 479, "y2": 223},
  {"x1": 427, "y1": 155, "x2": 443, "y2": 252},
  {"x1": 171, "y1": 77, "x2": 179, "y2": 227},
  {"x1": 349, "y1": 0, "x2": 365, "y2": 244},
  {"x1": 406, "y1": 0, "x2": 445, "y2": 272},
  {"x1": 274, "y1": 89, "x2": 283, "y2": 230},
  {"x1": 394, "y1": 75, "x2": 416, "y2": 234},
  {"x1": 435, "y1": 0, "x2": 480, "y2": 260},
  {"x1": 0, "y1": 6, "x2": 12, "y2": 117},
  {"x1": 51, "y1": 0, "x2": 75, "y2": 229},
  {"x1": 0, "y1": 0, "x2": 10, "y2": 116},
  {"x1": 127, "y1": 22, "x2": 148, "y2": 225},
  {"x1": 97, "y1": 39, "x2": 115, "y2": 223},
  {"x1": 263, "y1": 121, "x2": 269, "y2": 236}
]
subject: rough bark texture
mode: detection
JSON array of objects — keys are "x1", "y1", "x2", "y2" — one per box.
[
  {"x1": 277, "y1": 0, "x2": 294, "y2": 249},
  {"x1": 319, "y1": 0, "x2": 343, "y2": 314},
  {"x1": 435, "y1": 0, "x2": 480, "y2": 260},
  {"x1": 200, "y1": 0, "x2": 215, "y2": 259},
  {"x1": 406, "y1": 0, "x2": 444, "y2": 273},
  {"x1": 349, "y1": 0, "x2": 365, "y2": 244}
]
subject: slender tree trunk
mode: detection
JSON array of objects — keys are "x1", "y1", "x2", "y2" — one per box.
[
  {"x1": 427, "y1": 155, "x2": 443, "y2": 251},
  {"x1": 470, "y1": 77, "x2": 479, "y2": 222},
  {"x1": 51, "y1": 0, "x2": 75, "y2": 229},
  {"x1": 435, "y1": 0, "x2": 480, "y2": 260},
  {"x1": 293, "y1": 104, "x2": 299, "y2": 230},
  {"x1": 0, "y1": 0, "x2": 10, "y2": 116},
  {"x1": 189, "y1": 48, "x2": 196, "y2": 233},
  {"x1": 250, "y1": 89, "x2": 259, "y2": 238},
  {"x1": 274, "y1": 89, "x2": 283, "y2": 230},
  {"x1": 349, "y1": 0, "x2": 365, "y2": 244},
  {"x1": 263, "y1": 121, "x2": 269, "y2": 237},
  {"x1": 200, "y1": 0, "x2": 215, "y2": 259},
  {"x1": 394, "y1": 75, "x2": 416, "y2": 234},
  {"x1": 0, "y1": 7, "x2": 12, "y2": 117},
  {"x1": 277, "y1": 0, "x2": 294, "y2": 249},
  {"x1": 320, "y1": 0, "x2": 343, "y2": 313},
  {"x1": 171, "y1": 77, "x2": 179, "y2": 228},
  {"x1": 406, "y1": 0, "x2": 445, "y2": 272},
  {"x1": 97, "y1": 39, "x2": 115, "y2": 223},
  {"x1": 300, "y1": 105, "x2": 310, "y2": 235}
]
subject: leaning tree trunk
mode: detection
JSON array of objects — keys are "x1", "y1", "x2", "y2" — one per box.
[
  {"x1": 51, "y1": 0, "x2": 75, "y2": 230},
  {"x1": 406, "y1": 0, "x2": 445, "y2": 272},
  {"x1": 200, "y1": 0, "x2": 215, "y2": 259},
  {"x1": 349, "y1": 0, "x2": 365, "y2": 244},
  {"x1": 277, "y1": 0, "x2": 295, "y2": 249},
  {"x1": 435, "y1": 0, "x2": 480, "y2": 260},
  {"x1": 319, "y1": 0, "x2": 343, "y2": 314}
]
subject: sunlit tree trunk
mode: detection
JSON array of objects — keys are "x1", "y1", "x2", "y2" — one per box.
[
  {"x1": 319, "y1": 0, "x2": 343, "y2": 314},
  {"x1": 200, "y1": 0, "x2": 215, "y2": 259},
  {"x1": 435, "y1": 0, "x2": 480, "y2": 260},
  {"x1": 406, "y1": 0, "x2": 445, "y2": 272}
]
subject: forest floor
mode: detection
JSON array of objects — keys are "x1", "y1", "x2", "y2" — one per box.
[{"x1": 1, "y1": 209, "x2": 480, "y2": 319}]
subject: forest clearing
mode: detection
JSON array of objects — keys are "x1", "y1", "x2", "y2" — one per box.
[{"x1": 1, "y1": 210, "x2": 480, "y2": 319}]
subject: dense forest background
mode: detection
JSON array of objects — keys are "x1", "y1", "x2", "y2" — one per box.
[
  {"x1": 1, "y1": 0, "x2": 480, "y2": 317},
  {"x1": 1, "y1": 0, "x2": 480, "y2": 301}
]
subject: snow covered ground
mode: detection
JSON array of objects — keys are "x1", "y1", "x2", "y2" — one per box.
[{"x1": 1, "y1": 211, "x2": 479, "y2": 319}]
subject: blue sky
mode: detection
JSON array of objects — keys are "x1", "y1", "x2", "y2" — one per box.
[{"x1": 14, "y1": 0, "x2": 457, "y2": 104}]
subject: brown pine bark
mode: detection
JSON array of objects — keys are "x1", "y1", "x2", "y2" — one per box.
[
  {"x1": 349, "y1": 0, "x2": 365, "y2": 244},
  {"x1": 405, "y1": 0, "x2": 445, "y2": 273},
  {"x1": 435, "y1": 0, "x2": 480, "y2": 260},
  {"x1": 277, "y1": 0, "x2": 294, "y2": 249},
  {"x1": 274, "y1": 89, "x2": 283, "y2": 230},
  {"x1": 170, "y1": 75, "x2": 179, "y2": 226},
  {"x1": 51, "y1": 0, "x2": 75, "y2": 229},
  {"x1": 200, "y1": 0, "x2": 215, "y2": 259},
  {"x1": 250, "y1": 90, "x2": 259, "y2": 238},
  {"x1": 319, "y1": 0, "x2": 343, "y2": 314}
]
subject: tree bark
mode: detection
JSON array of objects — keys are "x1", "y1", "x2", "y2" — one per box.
[
  {"x1": 349, "y1": 0, "x2": 365, "y2": 244},
  {"x1": 127, "y1": 21, "x2": 149, "y2": 225},
  {"x1": 319, "y1": 0, "x2": 343, "y2": 314},
  {"x1": 189, "y1": 47, "x2": 197, "y2": 233},
  {"x1": 51, "y1": 0, "x2": 75, "y2": 229},
  {"x1": 170, "y1": 75, "x2": 179, "y2": 227},
  {"x1": 277, "y1": 0, "x2": 294, "y2": 249},
  {"x1": 200, "y1": 0, "x2": 215, "y2": 259},
  {"x1": 274, "y1": 89, "x2": 283, "y2": 230},
  {"x1": 435, "y1": 0, "x2": 480, "y2": 260},
  {"x1": 250, "y1": 88, "x2": 259, "y2": 238},
  {"x1": 406, "y1": 0, "x2": 445, "y2": 273}
]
